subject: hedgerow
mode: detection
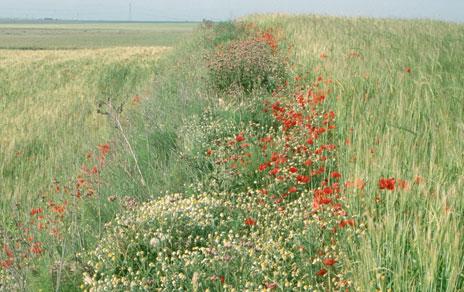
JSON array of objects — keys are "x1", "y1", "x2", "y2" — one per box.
[{"x1": 82, "y1": 23, "x2": 359, "y2": 289}]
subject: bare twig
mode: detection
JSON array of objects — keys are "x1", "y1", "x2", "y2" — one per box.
[{"x1": 97, "y1": 98, "x2": 146, "y2": 187}]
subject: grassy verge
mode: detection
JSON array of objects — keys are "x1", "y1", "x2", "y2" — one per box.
[
  {"x1": 0, "y1": 45, "x2": 171, "y2": 289},
  {"x1": 85, "y1": 16, "x2": 463, "y2": 291},
  {"x1": 82, "y1": 22, "x2": 356, "y2": 291}
]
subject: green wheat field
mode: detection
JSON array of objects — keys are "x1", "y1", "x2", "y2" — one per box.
[{"x1": 0, "y1": 16, "x2": 463, "y2": 291}]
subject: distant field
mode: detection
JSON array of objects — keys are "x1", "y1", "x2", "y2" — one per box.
[
  {"x1": 0, "y1": 46, "x2": 170, "y2": 205},
  {"x1": 0, "y1": 22, "x2": 197, "y2": 49}
]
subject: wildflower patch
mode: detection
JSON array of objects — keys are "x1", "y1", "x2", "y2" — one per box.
[
  {"x1": 82, "y1": 68, "x2": 361, "y2": 290},
  {"x1": 207, "y1": 30, "x2": 287, "y2": 94}
]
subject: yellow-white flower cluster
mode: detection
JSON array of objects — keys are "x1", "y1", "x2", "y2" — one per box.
[{"x1": 83, "y1": 188, "x2": 354, "y2": 291}]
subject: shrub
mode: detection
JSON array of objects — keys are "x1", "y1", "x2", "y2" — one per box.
[
  {"x1": 207, "y1": 32, "x2": 287, "y2": 93},
  {"x1": 201, "y1": 21, "x2": 248, "y2": 47}
]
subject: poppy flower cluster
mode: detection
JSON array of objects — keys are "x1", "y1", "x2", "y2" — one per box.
[
  {"x1": 200, "y1": 73, "x2": 356, "y2": 289},
  {"x1": 83, "y1": 25, "x2": 358, "y2": 290},
  {"x1": 83, "y1": 70, "x2": 358, "y2": 291},
  {"x1": 1, "y1": 143, "x2": 111, "y2": 279},
  {"x1": 378, "y1": 177, "x2": 395, "y2": 190}
]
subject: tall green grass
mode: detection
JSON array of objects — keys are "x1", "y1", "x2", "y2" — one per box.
[
  {"x1": 0, "y1": 47, "x2": 169, "y2": 202},
  {"x1": 0, "y1": 46, "x2": 170, "y2": 290},
  {"x1": 247, "y1": 14, "x2": 464, "y2": 290}
]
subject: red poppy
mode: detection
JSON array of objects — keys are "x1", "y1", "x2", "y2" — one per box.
[
  {"x1": 333, "y1": 203, "x2": 343, "y2": 211},
  {"x1": 91, "y1": 166, "x2": 98, "y2": 174},
  {"x1": 132, "y1": 95, "x2": 141, "y2": 104},
  {"x1": 258, "y1": 163, "x2": 268, "y2": 171},
  {"x1": 355, "y1": 178, "x2": 366, "y2": 190},
  {"x1": 271, "y1": 152, "x2": 287, "y2": 164},
  {"x1": 414, "y1": 175, "x2": 425, "y2": 185},
  {"x1": 405, "y1": 67, "x2": 412, "y2": 73},
  {"x1": 1, "y1": 259, "x2": 13, "y2": 269},
  {"x1": 31, "y1": 242, "x2": 43, "y2": 255},
  {"x1": 76, "y1": 176, "x2": 85, "y2": 187},
  {"x1": 319, "y1": 197, "x2": 332, "y2": 205},
  {"x1": 331, "y1": 171, "x2": 341, "y2": 179},
  {"x1": 261, "y1": 32, "x2": 278, "y2": 51},
  {"x1": 3, "y1": 244, "x2": 13, "y2": 258},
  {"x1": 339, "y1": 219, "x2": 355, "y2": 228},
  {"x1": 261, "y1": 136, "x2": 272, "y2": 143},
  {"x1": 289, "y1": 166, "x2": 298, "y2": 173},
  {"x1": 296, "y1": 175, "x2": 310, "y2": 183},
  {"x1": 269, "y1": 168, "x2": 280, "y2": 176},
  {"x1": 210, "y1": 275, "x2": 225, "y2": 284},
  {"x1": 397, "y1": 179, "x2": 409, "y2": 190},
  {"x1": 346, "y1": 178, "x2": 365, "y2": 190},
  {"x1": 304, "y1": 159, "x2": 312, "y2": 166},
  {"x1": 288, "y1": 186, "x2": 297, "y2": 193},
  {"x1": 244, "y1": 218, "x2": 256, "y2": 226},
  {"x1": 235, "y1": 133, "x2": 245, "y2": 142},
  {"x1": 273, "y1": 197, "x2": 283, "y2": 204},
  {"x1": 98, "y1": 143, "x2": 110, "y2": 156},
  {"x1": 30, "y1": 208, "x2": 43, "y2": 216},
  {"x1": 323, "y1": 187, "x2": 333, "y2": 195},
  {"x1": 323, "y1": 258, "x2": 337, "y2": 266},
  {"x1": 379, "y1": 178, "x2": 395, "y2": 190},
  {"x1": 316, "y1": 268, "x2": 328, "y2": 276}
]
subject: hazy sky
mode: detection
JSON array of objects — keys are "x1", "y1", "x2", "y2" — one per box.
[{"x1": 1, "y1": 0, "x2": 463, "y2": 22}]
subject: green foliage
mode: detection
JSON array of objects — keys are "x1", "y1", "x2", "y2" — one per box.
[
  {"x1": 97, "y1": 63, "x2": 139, "y2": 99},
  {"x1": 147, "y1": 129, "x2": 178, "y2": 163},
  {"x1": 206, "y1": 21, "x2": 247, "y2": 46}
]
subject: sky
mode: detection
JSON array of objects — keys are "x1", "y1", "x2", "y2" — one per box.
[{"x1": 1, "y1": 0, "x2": 463, "y2": 23}]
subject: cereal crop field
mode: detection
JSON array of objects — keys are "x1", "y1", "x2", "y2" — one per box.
[{"x1": 0, "y1": 16, "x2": 462, "y2": 291}]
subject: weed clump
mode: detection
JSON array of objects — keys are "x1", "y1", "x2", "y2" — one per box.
[{"x1": 207, "y1": 31, "x2": 287, "y2": 94}]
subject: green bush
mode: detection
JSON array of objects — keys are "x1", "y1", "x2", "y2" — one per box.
[
  {"x1": 207, "y1": 34, "x2": 287, "y2": 93},
  {"x1": 202, "y1": 21, "x2": 247, "y2": 47}
]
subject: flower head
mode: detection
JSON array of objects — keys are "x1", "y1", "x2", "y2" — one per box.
[{"x1": 379, "y1": 178, "x2": 395, "y2": 190}]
